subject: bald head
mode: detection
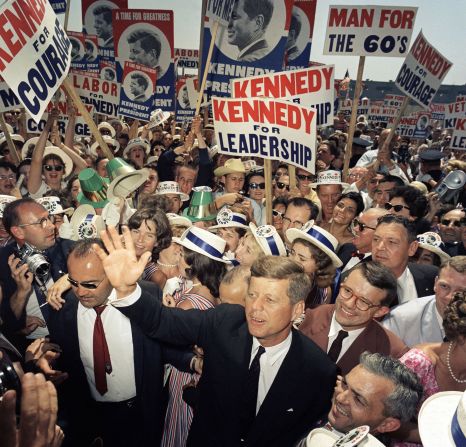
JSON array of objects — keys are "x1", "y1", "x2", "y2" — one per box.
[{"x1": 353, "y1": 208, "x2": 389, "y2": 253}]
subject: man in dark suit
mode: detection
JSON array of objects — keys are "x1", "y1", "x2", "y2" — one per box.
[
  {"x1": 44, "y1": 238, "x2": 195, "y2": 447},
  {"x1": 299, "y1": 262, "x2": 408, "y2": 375},
  {"x1": 94, "y1": 227, "x2": 337, "y2": 447}
]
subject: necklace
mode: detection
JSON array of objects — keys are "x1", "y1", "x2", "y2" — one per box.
[
  {"x1": 446, "y1": 341, "x2": 466, "y2": 384},
  {"x1": 157, "y1": 260, "x2": 178, "y2": 268}
]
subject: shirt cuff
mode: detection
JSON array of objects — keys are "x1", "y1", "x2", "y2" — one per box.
[{"x1": 109, "y1": 284, "x2": 142, "y2": 307}]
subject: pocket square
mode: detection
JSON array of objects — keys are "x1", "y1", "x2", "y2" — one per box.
[{"x1": 286, "y1": 408, "x2": 294, "y2": 412}]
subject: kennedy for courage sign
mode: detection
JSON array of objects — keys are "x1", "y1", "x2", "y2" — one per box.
[{"x1": 0, "y1": 0, "x2": 71, "y2": 123}]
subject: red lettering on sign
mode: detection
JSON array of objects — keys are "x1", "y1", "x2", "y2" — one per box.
[{"x1": 329, "y1": 7, "x2": 374, "y2": 27}]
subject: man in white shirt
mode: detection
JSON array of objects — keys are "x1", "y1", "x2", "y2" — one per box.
[{"x1": 383, "y1": 256, "x2": 466, "y2": 346}]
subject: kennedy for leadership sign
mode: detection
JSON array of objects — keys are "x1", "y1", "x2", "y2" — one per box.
[
  {"x1": 213, "y1": 97, "x2": 316, "y2": 172},
  {"x1": 0, "y1": 0, "x2": 71, "y2": 123}
]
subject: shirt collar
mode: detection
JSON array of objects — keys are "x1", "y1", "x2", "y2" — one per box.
[{"x1": 252, "y1": 331, "x2": 293, "y2": 366}]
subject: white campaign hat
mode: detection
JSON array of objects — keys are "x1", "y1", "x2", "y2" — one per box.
[
  {"x1": 419, "y1": 391, "x2": 465, "y2": 447},
  {"x1": 305, "y1": 426, "x2": 384, "y2": 447},
  {"x1": 155, "y1": 181, "x2": 189, "y2": 201},
  {"x1": 36, "y1": 196, "x2": 74, "y2": 216},
  {"x1": 0, "y1": 195, "x2": 16, "y2": 218},
  {"x1": 311, "y1": 170, "x2": 349, "y2": 188},
  {"x1": 250, "y1": 223, "x2": 287, "y2": 257},
  {"x1": 0, "y1": 133, "x2": 24, "y2": 147},
  {"x1": 173, "y1": 226, "x2": 231, "y2": 264},
  {"x1": 286, "y1": 220, "x2": 343, "y2": 268},
  {"x1": 44, "y1": 146, "x2": 73, "y2": 178},
  {"x1": 123, "y1": 137, "x2": 150, "y2": 158},
  {"x1": 90, "y1": 135, "x2": 120, "y2": 157},
  {"x1": 166, "y1": 213, "x2": 192, "y2": 228},
  {"x1": 147, "y1": 108, "x2": 171, "y2": 130},
  {"x1": 21, "y1": 137, "x2": 52, "y2": 159},
  {"x1": 417, "y1": 232, "x2": 451, "y2": 262},
  {"x1": 209, "y1": 208, "x2": 249, "y2": 231},
  {"x1": 98, "y1": 121, "x2": 116, "y2": 138},
  {"x1": 70, "y1": 204, "x2": 106, "y2": 241}
]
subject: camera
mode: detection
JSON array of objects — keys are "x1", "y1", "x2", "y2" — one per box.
[
  {"x1": 0, "y1": 349, "x2": 21, "y2": 399},
  {"x1": 435, "y1": 170, "x2": 466, "y2": 204},
  {"x1": 14, "y1": 243, "x2": 50, "y2": 279},
  {"x1": 398, "y1": 143, "x2": 410, "y2": 164}
]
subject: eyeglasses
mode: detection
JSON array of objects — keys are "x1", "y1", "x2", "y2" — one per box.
[
  {"x1": 272, "y1": 209, "x2": 285, "y2": 219},
  {"x1": 1, "y1": 149, "x2": 10, "y2": 156},
  {"x1": 282, "y1": 217, "x2": 304, "y2": 229},
  {"x1": 249, "y1": 182, "x2": 265, "y2": 190},
  {"x1": 296, "y1": 174, "x2": 313, "y2": 181},
  {"x1": 351, "y1": 218, "x2": 376, "y2": 233},
  {"x1": 384, "y1": 202, "x2": 410, "y2": 212},
  {"x1": 18, "y1": 215, "x2": 55, "y2": 229},
  {"x1": 0, "y1": 174, "x2": 15, "y2": 181},
  {"x1": 339, "y1": 285, "x2": 381, "y2": 311},
  {"x1": 276, "y1": 182, "x2": 290, "y2": 191},
  {"x1": 68, "y1": 276, "x2": 105, "y2": 290},
  {"x1": 43, "y1": 165, "x2": 64, "y2": 172},
  {"x1": 441, "y1": 218, "x2": 465, "y2": 227}
]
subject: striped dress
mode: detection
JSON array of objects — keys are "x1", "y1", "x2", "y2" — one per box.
[{"x1": 161, "y1": 291, "x2": 215, "y2": 447}]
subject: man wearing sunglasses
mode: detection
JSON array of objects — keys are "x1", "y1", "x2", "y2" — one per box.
[
  {"x1": 0, "y1": 198, "x2": 73, "y2": 346},
  {"x1": 438, "y1": 208, "x2": 466, "y2": 256},
  {"x1": 0, "y1": 161, "x2": 17, "y2": 195},
  {"x1": 299, "y1": 261, "x2": 407, "y2": 376}
]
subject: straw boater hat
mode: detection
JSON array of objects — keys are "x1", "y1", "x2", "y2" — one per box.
[
  {"x1": 0, "y1": 195, "x2": 16, "y2": 218},
  {"x1": 250, "y1": 223, "x2": 287, "y2": 257},
  {"x1": 310, "y1": 170, "x2": 349, "y2": 188},
  {"x1": 43, "y1": 146, "x2": 73, "y2": 178},
  {"x1": 0, "y1": 133, "x2": 24, "y2": 147},
  {"x1": 182, "y1": 186, "x2": 217, "y2": 222},
  {"x1": 70, "y1": 204, "x2": 106, "y2": 241},
  {"x1": 123, "y1": 137, "x2": 150, "y2": 158},
  {"x1": 105, "y1": 158, "x2": 149, "y2": 200},
  {"x1": 419, "y1": 390, "x2": 465, "y2": 447},
  {"x1": 77, "y1": 168, "x2": 109, "y2": 209},
  {"x1": 209, "y1": 208, "x2": 249, "y2": 231},
  {"x1": 166, "y1": 213, "x2": 192, "y2": 228},
  {"x1": 286, "y1": 220, "x2": 343, "y2": 268},
  {"x1": 155, "y1": 181, "x2": 189, "y2": 202},
  {"x1": 173, "y1": 226, "x2": 231, "y2": 264},
  {"x1": 98, "y1": 122, "x2": 116, "y2": 137},
  {"x1": 305, "y1": 426, "x2": 384, "y2": 446},
  {"x1": 21, "y1": 137, "x2": 52, "y2": 159},
  {"x1": 214, "y1": 158, "x2": 246, "y2": 177},
  {"x1": 147, "y1": 108, "x2": 171, "y2": 130},
  {"x1": 90, "y1": 135, "x2": 120, "y2": 157},
  {"x1": 416, "y1": 232, "x2": 451, "y2": 262},
  {"x1": 36, "y1": 196, "x2": 73, "y2": 216}
]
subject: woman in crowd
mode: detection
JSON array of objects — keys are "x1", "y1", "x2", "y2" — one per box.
[
  {"x1": 411, "y1": 232, "x2": 451, "y2": 267},
  {"x1": 393, "y1": 292, "x2": 466, "y2": 446},
  {"x1": 245, "y1": 171, "x2": 266, "y2": 225},
  {"x1": 322, "y1": 191, "x2": 364, "y2": 246},
  {"x1": 66, "y1": 175, "x2": 81, "y2": 208},
  {"x1": 286, "y1": 220, "x2": 342, "y2": 308}
]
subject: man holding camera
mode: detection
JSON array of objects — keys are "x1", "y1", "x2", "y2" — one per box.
[{"x1": 0, "y1": 198, "x2": 72, "y2": 348}]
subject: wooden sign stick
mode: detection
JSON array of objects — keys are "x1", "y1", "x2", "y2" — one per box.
[{"x1": 264, "y1": 159, "x2": 273, "y2": 225}]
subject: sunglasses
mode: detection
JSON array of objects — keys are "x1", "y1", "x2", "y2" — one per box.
[
  {"x1": 67, "y1": 276, "x2": 105, "y2": 290},
  {"x1": 276, "y1": 182, "x2": 290, "y2": 191},
  {"x1": 272, "y1": 209, "x2": 285, "y2": 219},
  {"x1": 249, "y1": 182, "x2": 265, "y2": 190},
  {"x1": 352, "y1": 218, "x2": 376, "y2": 232},
  {"x1": 384, "y1": 202, "x2": 410, "y2": 212},
  {"x1": 296, "y1": 174, "x2": 313, "y2": 181},
  {"x1": 441, "y1": 218, "x2": 465, "y2": 227},
  {"x1": 44, "y1": 165, "x2": 64, "y2": 172}
]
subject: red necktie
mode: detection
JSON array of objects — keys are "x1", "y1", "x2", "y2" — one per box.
[{"x1": 93, "y1": 306, "x2": 112, "y2": 395}]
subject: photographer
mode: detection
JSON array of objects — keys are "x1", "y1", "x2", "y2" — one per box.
[{"x1": 0, "y1": 198, "x2": 73, "y2": 348}]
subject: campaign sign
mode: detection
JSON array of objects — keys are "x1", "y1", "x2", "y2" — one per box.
[
  {"x1": 383, "y1": 94, "x2": 404, "y2": 108},
  {"x1": 368, "y1": 105, "x2": 397, "y2": 123},
  {"x1": 206, "y1": 0, "x2": 235, "y2": 27},
  {"x1": 0, "y1": 0, "x2": 71, "y2": 123},
  {"x1": 200, "y1": 0, "x2": 294, "y2": 99},
  {"x1": 445, "y1": 101, "x2": 466, "y2": 130},
  {"x1": 0, "y1": 77, "x2": 22, "y2": 112},
  {"x1": 213, "y1": 96, "x2": 317, "y2": 171},
  {"x1": 450, "y1": 112, "x2": 466, "y2": 150},
  {"x1": 175, "y1": 77, "x2": 196, "y2": 122},
  {"x1": 413, "y1": 112, "x2": 431, "y2": 138},
  {"x1": 339, "y1": 98, "x2": 369, "y2": 119},
  {"x1": 429, "y1": 103, "x2": 446, "y2": 121},
  {"x1": 50, "y1": 0, "x2": 66, "y2": 14},
  {"x1": 82, "y1": 0, "x2": 128, "y2": 60},
  {"x1": 285, "y1": 0, "x2": 317, "y2": 71},
  {"x1": 71, "y1": 72, "x2": 119, "y2": 117},
  {"x1": 396, "y1": 115, "x2": 417, "y2": 137},
  {"x1": 395, "y1": 31, "x2": 453, "y2": 108},
  {"x1": 119, "y1": 61, "x2": 156, "y2": 121},
  {"x1": 113, "y1": 9, "x2": 175, "y2": 112},
  {"x1": 324, "y1": 5, "x2": 417, "y2": 57},
  {"x1": 83, "y1": 35, "x2": 100, "y2": 71},
  {"x1": 100, "y1": 59, "x2": 116, "y2": 81},
  {"x1": 175, "y1": 48, "x2": 199, "y2": 71},
  {"x1": 68, "y1": 31, "x2": 87, "y2": 71},
  {"x1": 231, "y1": 65, "x2": 334, "y2": 127}
]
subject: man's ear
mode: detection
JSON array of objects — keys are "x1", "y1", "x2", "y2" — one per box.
[
  {"x1": 374, "y1": 417, "x2": 401, "y2": 434},
  {"x1": 292, "y1": 300, "x2": 305, "y2": 322},
  {"x1": 9, "y1": 226, "x2": 23, "y2": 240},
  {"x1": 408, "y1": 240, "x2": 419, "y2": 257},
  {"x1": 373, "y1": 306, "x2": 390, "y2": 320}
]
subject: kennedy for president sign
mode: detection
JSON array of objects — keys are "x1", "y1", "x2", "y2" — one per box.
[
  {"x1": 213, "y1": 97, "x2": 316, "y2": 172},
  {"x1": 0, "y1": 0, "x2": 71, "y2": 123}
]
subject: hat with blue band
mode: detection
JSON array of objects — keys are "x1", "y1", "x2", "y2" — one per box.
[
  {"x1": 250, "y1": 223, "x2": 286, "y2": 257},
  {"x1": 210, "y1": 208, "x2": 249, "y2": 231}
]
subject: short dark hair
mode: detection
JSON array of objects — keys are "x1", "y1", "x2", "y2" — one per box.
[
  {"x1": 128, "y1": 30, "x2": 161, "y2": 59},
  {"x1": 379, "y1": 174, "x2": 404, "y2": 188},
  {"x1": 376, "y1": 214, "x2": 417, "y2": 244},
  {"x1": 320, "y1": 139, "x2": 340, "y2": 158},
  {"x1": 351, "y1": 261, "x2": 398, "y2": 307},
  {"x1": 43, "y1": 154, "x2": 64, "y2": 168},
  {"x1": 93, "y1": 5, "x2": 112, "y2": 23},
  {"x1": 68, "y1": 238, "x2": 106, "y2": 259},
  {"x1": 242, "y1": 0, "x2": 274, "y2": 29},
  {"x1": 389, "y1": 186, "x2": 428, "y2": 220},
  {"x1": 130, "y1": 73, "x2": 149, "y2": 90},
  {"x1": 286, "y1": 197, "x2": 319, "y2": 220},
  {"x1": 0, "y1": 160, "x2": 17, "y2": 174},
  {"x1": 3, "y1": 198, "x2": 40, "y2": 234},
  {"x1": 272, "y1": 196, "x2": 288, "y2": 209},
  {"x1": 340, "y1": 191, "x2": 365, "y2": 216}
]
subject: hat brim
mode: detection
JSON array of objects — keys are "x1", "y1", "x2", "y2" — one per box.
[
  {"x1": 418, "y1": 391, "x2": 462, "y2": 447},
  {"x1": 43, "y1": 147, "x2": 73, "y2": 178},
  {"x1": 182, "y1": 208, "x2": 217, "y2": 222},
  {"x1": 157, "y1": 190, "x2": 190, "y2": 202},
  {"x1": 209, "y1": 222, "x2": 249, "y2": 231},
  {"x1": 250, "y1": 223, "x2": 287, "y2": 257},
  {"x1": 123, "y1": 141, "x2": 150, "y2": 158},
  {"x1": 107, "y1": 169, "x2": 149, "y2": 200},
  {"x1": 214, "y1": 166, "x2": 246, "y2": 177},
  {"x1": 310, "y1": 181, "x2": 349, "y2": 188},
  {"x1": 148, "y1": 111, "x2": 171, "y2": 129},
  {"x1": 418, "y1": 243, "x2": 451, "y2": 262},
  {"x1": 286, "y1": 227, "x2": 343, "y2": 268},
  {"x1": 167, "y1": 215, "x2": 192, "y2": 227},
  {"x1": 172, "y1": 236, "x2": 231, "y2": 264},
  {"x1": 21, "y1": 138, "x2": 52, "y2": 159}
]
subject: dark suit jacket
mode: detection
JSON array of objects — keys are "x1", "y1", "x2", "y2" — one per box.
[
  {"x1": 116, "y1": 288, "x2": 337, "y2": 447},
  {"x1": 337, "y1": 242, "x2": 357, "y2": 268},
  {"x1": 298, "y1": 305, "x2": 408, "y2": 375},
  {"x1": 47, "y1": 281, "x2": 192, "y2": 447},
  {"x1": 238, "y1": 39, "x2": 269, "y2": 62}
]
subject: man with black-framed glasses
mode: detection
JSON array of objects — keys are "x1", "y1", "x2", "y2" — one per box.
[{"x1": 299, "y1": 261, "x2": 407, "y2": 375}]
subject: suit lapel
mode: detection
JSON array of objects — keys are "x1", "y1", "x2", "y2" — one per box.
[{"x1": 131, "y1": 322, "x2": 144, "y2": 393}]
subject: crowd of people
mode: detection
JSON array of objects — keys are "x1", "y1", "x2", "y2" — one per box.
[{"x1": 0, "y1": 103, "x2": 465, "y2": 447}]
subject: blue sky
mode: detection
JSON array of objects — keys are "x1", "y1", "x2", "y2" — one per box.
[{"x1": 67, "y1": 0, "x2": 465, "y2": 85}]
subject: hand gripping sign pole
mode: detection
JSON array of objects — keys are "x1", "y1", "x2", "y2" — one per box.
[
  {"x1": 0, "y1": 114, "x2": 21, "y2": 164},
  {"x1": 342, "y1": 56, "x2": 365, "y2": 181}
]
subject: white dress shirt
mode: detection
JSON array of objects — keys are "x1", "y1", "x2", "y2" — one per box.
[
  {"x1": 342, "y1": 252, "x2": 371, "y2": 273},
  {"x1": 250, "y1": 333, "x2": 292, "y2": 414},
  {"x1": 327, "y1": 313, "x2": 365, "y2": 363},
  {"x1": 25, "y1": 277, "x2": 53, "y2": 339},
  {"x1": 78, "y1": 289, "x2": 136, "y2": 402},
  {"x1": 396, "y1": 267, "x2": 418, "y2": 304}
]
